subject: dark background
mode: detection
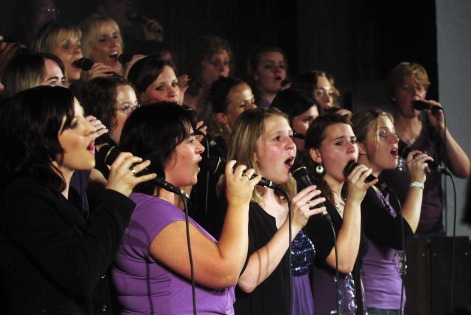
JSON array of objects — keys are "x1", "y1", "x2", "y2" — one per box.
[{"x1": 1, "y1": 0, "x2": 438, "y2": 110}]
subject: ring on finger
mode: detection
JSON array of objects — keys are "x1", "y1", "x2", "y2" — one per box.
[{"x1": 131, "y1": 168, "x2": 137, "y2": 176}]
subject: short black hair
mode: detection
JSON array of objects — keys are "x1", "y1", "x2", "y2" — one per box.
[{"x1": 119, "y1": 102, "x2": 197, "y2": 195}]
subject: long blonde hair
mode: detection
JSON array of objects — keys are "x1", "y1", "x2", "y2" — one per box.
[{"x1": 219, "y1": 107, "x2": 296, "y2": 203}]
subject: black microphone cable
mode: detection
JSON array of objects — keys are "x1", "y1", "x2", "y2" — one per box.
[{"x1": 290, "y1": 163, "x2": 340, "y2": 314}]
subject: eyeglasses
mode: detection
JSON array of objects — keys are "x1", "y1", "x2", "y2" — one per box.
[
  {"x1": 398, "y1": 84, "x2": 426, "y2": 94},
  {"x1": 115, "y1": 104, "x2": 141, "y2": 114},
  {"x1": 32, "y1": 7, "x2": 60, "y2": 16}
]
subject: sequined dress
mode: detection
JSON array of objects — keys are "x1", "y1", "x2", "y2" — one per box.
[{"x1": 291, "y1": 230, "x2": 316, "y2": 315}]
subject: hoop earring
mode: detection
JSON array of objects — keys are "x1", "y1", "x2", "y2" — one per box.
[{"x1": 316, "y1": 165, "x2": 324, "y2": 174}]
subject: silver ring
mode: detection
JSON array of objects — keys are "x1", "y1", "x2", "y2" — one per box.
[{"x1": 131, "y1": 168, "x2": 137, "y2": 176}]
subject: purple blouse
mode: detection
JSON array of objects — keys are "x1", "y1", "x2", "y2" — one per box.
[{"x1": 112, "y1": 193, "x2": 235, "y2": 314}]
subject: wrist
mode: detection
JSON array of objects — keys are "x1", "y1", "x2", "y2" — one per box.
[{"x1": 410, "y1": 181, "x2": 425, "y2": 189}]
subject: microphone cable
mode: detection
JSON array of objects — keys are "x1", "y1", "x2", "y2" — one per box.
[
  {"x1": 278, "y1": 187, "x2": 293, "y2": 315},
  {"x1": 180, "y1": 193, "x2": 197, "y2": 315}
]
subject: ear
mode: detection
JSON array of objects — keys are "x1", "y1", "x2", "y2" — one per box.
[
  {"x1": 215, "y1": 112, "x2": 228, "y2": 126},
  {"x1": 358, "y1": 142, "x2": 368, "y2": 155},
  {"x1": 309, "y1": 148, "x2": 322, "y2": 164}
]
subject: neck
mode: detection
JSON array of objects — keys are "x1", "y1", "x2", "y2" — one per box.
[
  {"x1": 325, "y1": 175, "x2": 344, "y2": 201},
  {"x1": 358, "y1": 154, "x2": 381, "y2": 177},
  {"x1": 158, "y1": 188, "x2": 179, "y2": 207}
]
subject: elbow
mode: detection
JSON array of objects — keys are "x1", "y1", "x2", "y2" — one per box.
[
  {"x1": 237, "y1": 279, "x2": 256, "y2": 293},
  {"x1": 337, "y1": 261, "x2": 355, "y2": 274}
]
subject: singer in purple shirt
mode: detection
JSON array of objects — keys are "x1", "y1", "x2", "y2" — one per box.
[
  {"x1": 352, "y1": 109, "x2": 431, "y2": 314},
  {"x1": 111, "y1": 102, "x2": 260, "y2": 313},
  {"x1": 380, "y1": 62, "x2": 470, "y2": 236}
]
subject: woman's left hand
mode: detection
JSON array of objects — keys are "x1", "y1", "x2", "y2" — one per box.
[{"x1": 86, "y1": 115, "x2": 109, "y2": 139}]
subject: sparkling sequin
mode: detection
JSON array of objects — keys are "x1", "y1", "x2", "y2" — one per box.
[{"x1": 291, "y1": 230, "x2": 315, "y2": 276}]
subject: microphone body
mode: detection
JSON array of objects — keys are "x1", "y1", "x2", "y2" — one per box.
[
  {"x1": 290, "y1": 162, "x2": 326, "y2": 213},
  {"x1": 344, "y1": 160, "x2": 389, "y2": 192},
  {"x1": 344, "y1": 160, "x2": 377, "y2": 183},
  {"x1": 412, "y1": 100, "x2": 443, "y2": 113},
  {"x1": 72, "y1": 57, "x2": 94, "y2": 71},
  {"x1": 118, "y1": 53, "x2": 133, "y2": 64},
  {"x1": 400, "y1": 146, "x2": 450, "y2": 175},
  {"x1": 126, "y1": 10, "x2": 162, "y2": 34},
  {"x1": 96, "y1": 144, "x2": 187, "y2": 196},
  {"x1": 207, "y1": 156, "x2": 283, "y2": 190}
]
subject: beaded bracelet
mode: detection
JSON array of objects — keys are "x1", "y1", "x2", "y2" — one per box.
[{"x1": 410, "y1": 181, "x2": 425, "y2": 189}]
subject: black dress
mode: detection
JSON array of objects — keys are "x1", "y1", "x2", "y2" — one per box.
[
  {"x1": 303, "y1": 200, "x2": 368, "y2": 315},
  {"x1": 234, "y1": 203, "x2": 291, "y2": 315}
]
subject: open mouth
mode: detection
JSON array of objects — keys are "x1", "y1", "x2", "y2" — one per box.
[
  {"x1": 390, "y1": 147, "x2": 398, "y2": 157},
  {"x1": 109, "y1": 52, "x2": 119, "y2": 61},
  {"x1": 275, "y1": 76, "x2": 282, "y2": 81},
  {"x1": 285, "y1": 156, "x2": 295, "y2": 168},
  {"x1": 87, "y1": 140, "x2": 95, "y2": 154}
]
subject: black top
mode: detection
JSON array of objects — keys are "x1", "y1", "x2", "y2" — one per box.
[
  {"x1": 362, "y1": 187, "x2": 414, "y2": 249},
  {"x1": 234, "y1": 203, "x2": 290, "y2": 315},
  {"x1": 303, "y1": 200, "x2": 368, "y2": 315},
  {"x1": 0, "y1": 178, "x2": 135, "y2": 314}
]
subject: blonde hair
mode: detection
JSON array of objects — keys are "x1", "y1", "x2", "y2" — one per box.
[
  {"x1": 351, "y1": 109, "x2": 394, "y2": 163},
  {"x1": 219, "y1": 107, "x2": 296, "y2": 203},
  {"x1": 31, "y1": 20, "x2": 81, "y2": 54},
  {"x1": 79, "y1": 14, "x2": 123, "y2": 59}
]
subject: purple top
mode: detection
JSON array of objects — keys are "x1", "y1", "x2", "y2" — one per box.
[
  {"x1": 112, "y1": 193, "x2": 235, "y2": 314},
  {"x1": 381, "y1": 122, "x2": 443, "y2": 234},
  {"x1": 361, "y1": 189, "x2": 406, "y2": 310}
]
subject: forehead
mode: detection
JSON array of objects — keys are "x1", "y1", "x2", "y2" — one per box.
[
  {"x1": 228, "y1": 83, "x2": 252, "y2": 97},
  {"x1": 97, "y1": 22, "x2": 120, "y2": 34},
  {"x1": 377, "y1": 115, "x2": 394, "y2": 128},
  {"x1": 56, "y1": 29, "x2": 80, "y2": 42},
  {"x1": 156, "y1": 65, "x2": 176, "y2": 78},
  {"x1": 44, "y1": 58, "x2": 61, "y2": 72},
  {"x1": 263, "y1": 115, "x2": 290, "y2": 133},
  {"x1": 259, "y1": 51, "x2": 284, "y2": 62},
  {"x1": 324, "y1": 123, "x2": 354, "y2": 139}
]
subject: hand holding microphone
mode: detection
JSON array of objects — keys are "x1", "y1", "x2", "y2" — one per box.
[
  {"x1": 343, "y1": 160, "x2": 378, "y2": 201},
  {"x1": 400, "y1": 146, "x2": 450, "y2": 176},
  {"x1": 126, "y1": 10, "x2": 164, "y2": 40}
]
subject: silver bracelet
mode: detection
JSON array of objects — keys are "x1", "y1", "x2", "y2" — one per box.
[{"x1": 410, "y1": 181, "x2": 425, "y2": 189}]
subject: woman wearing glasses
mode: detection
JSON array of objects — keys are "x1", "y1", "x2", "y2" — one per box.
[
  {"x1": 381, "y1": 62, "x2": 470, "y2": 236},
  {"x1": 81, "y1": 76, "x2": 140, "y2": 207}
]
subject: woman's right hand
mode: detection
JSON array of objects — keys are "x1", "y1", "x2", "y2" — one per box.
[
  {"x1": 84, "y1": 62, "x2": 116, "y2": 81},
  {"x1": 405, "y1": 149, "x2": 431, "y2": 184},
  {"x1": 105, "y1": 152, "x2": 157, "y2": 196},
  {"x1": 290, "y1": 185, "x2": 326, "y2": 230},
  {"x1": 225, "y1": 160, "x2": 260, "y2": 207},
  {"x1": 346, "y1": 163, "x2": 377, "y2": 203}
]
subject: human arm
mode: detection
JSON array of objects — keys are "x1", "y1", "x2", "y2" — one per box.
[
  {"x1": 425, "y1": 100, "x2": 470, "y2": 177},
  {"x1": 237, "y1": 186, "x2": 326, "y2": 293},
  {"x1": 400, "y1": 149, "x2": 431, "y2": 232},
  {"x1": 325, "y1": 164, "x2": 376, "y2": 273},
  {"x1": 149, "y1": 161, "x2": 259, "y2": 288}
]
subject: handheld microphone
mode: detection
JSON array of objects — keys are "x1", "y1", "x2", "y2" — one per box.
[
  {"x1": 96, "y1": 144, "x2": 187, "y2": 196},
  {"x1": 290, "y1": 163, "x2": 312, "y2": 190},
  {"x1": 126, "y1": 10, "x2": 163, "y2": 34},
  {"x1": 344, "y1": 160, "x2": 389, "y2": 192},
  {"x1": 293, "y1": 131, "x2": 305, "y2": 140},
  {"x1": 72, "y1": 57, "x2": 94, "y2": 71},
  {"x1": 344, "y1": 160, "x2": 377, "y2": 183},
  {"x1": 412, "y1": 100, "x2": 443, "y2": 113},
  {"x1": 289, "y1": 162, "x2": 327, "y2": 213},
  {"x1": 207, "y1": 156, "x2": 284, "y2": 190},
  {"x1": 400, "y1": 146, "x2": 450, "y2": 176},
  {"x1": 118, "y1": 53, "x2": 133, "y2": 64}
]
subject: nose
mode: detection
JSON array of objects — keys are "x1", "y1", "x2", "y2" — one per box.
[
  {"x1": 196, "y1": 138, "x2": 205, "y2": 154},
  {"x1": 85, "y1": 118, "x2": 95, "y2": 136},
  {"x1": 390, "y1": 133, "x2": 399, "y2": 143},
  {"x1": 247, "y1": 101, "x2": 256, "y2": 110},
  {"x1": 167, "y1": 85, "x2": 178, "y2": 98}
]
